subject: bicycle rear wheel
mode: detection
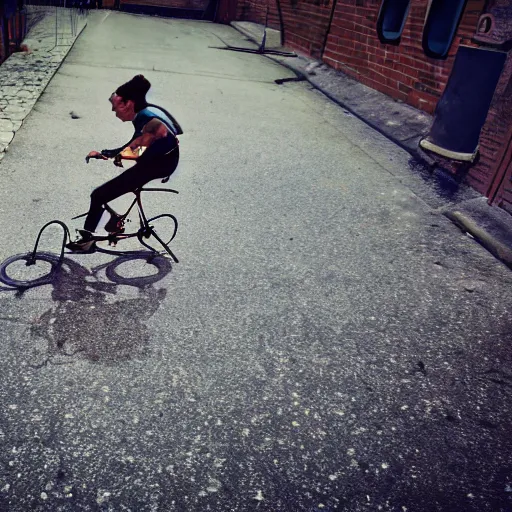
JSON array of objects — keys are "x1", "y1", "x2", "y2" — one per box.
[
  {"x1": 0, "y1": 252, "x2": 61, "y2": 288},
  {"x1": 138, "y1": 214, "x2": 178, "y2": 256}
]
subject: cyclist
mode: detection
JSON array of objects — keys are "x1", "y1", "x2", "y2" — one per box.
[{"x1": 66, "y1": 74, "x2": 181, "y2": 251}]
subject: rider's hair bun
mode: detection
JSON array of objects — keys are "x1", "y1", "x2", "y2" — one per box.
[
  {"x1": 131, "y1": 75, "x2": 151, "y2": 96},
  {"x1": 116, "y1": 75, "x2": 151, "y2": 111}
]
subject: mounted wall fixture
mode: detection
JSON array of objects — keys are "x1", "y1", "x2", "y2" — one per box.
[
  {"x1": 419, "y1": 46, "x2": 507, "y2": 162},
  {"x1": 376, "y1": 0, "x2": 411, "y2": 45},
  {"x1": 422, "y1": 0, "x2": 469, "y2": 59}
]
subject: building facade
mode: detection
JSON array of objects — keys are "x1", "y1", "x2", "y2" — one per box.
[
  {"x1": 102, "y1": 0, "x2": 214, "y2": 19},
  {"x1": 1, "y1": 0, "x2": 510, "y2": 213},
  {"x1": 226, "y1": 0, "x2": 512, "y2": 214}
]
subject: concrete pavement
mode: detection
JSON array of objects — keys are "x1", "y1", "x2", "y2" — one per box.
[{"x1": 0, "y1": 11, "x2": 511, "y2": 512}]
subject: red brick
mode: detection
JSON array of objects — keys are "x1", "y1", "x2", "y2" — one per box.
[{"x1": 233, "y1": 0, "x2": 500, "y2": 127}]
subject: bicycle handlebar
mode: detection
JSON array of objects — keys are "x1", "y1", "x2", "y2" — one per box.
[
  {"x1": 85, "y1": 153, "x2": 109, "y2": 164},
  {"x1": 85, "y1": 153, "x2": 128, "y2": 165}
]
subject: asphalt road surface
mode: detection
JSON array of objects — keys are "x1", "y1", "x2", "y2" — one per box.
[{"x1": 0, "y1": 11, "x2": 511, "y2": 512}]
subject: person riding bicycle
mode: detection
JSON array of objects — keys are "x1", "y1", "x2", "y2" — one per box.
[{"x1": 66, "y1": 74, "x2": 181, "y2": 251}]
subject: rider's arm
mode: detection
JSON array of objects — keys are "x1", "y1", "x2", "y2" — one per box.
[
  {"x1": 100, "y1": 133, "x2": 138, "y2": 158},
  {"x1": 129, "y1": 119, "x2": 170, "y2": 151}
]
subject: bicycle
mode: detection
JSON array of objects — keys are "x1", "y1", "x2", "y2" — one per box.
[
  {"x1": 71, "y1": 182, "x2": 179, "y2": 261},
  {"x1": 0, "y1": 154, "x2": 180, "y2": 289}
]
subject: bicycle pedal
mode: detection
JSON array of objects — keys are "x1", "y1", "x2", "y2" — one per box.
[{"x1": 108, "y1": 233, "x2": 117, "y2": 247}]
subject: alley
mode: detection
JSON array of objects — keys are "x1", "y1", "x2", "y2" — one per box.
[{"x1": 0, "y1": 11, "x2": 511, "y2": 511}]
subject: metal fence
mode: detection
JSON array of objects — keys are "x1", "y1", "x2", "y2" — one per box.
[{"x1": 23, "y1": 0, "x2": 87, "y2": 50}]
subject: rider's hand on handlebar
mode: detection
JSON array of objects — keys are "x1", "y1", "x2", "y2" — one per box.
[
  {"x1": 85, "y1": 150, "x2": 108, "y2": 163},
  {"x1": 113, "y1": 154, "x2": 124, "y2": 168}
]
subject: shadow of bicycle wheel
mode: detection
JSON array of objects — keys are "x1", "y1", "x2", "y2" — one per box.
[
  {"x1": 104, "y1": 253, "x2": 173, "y2": 287},
  {"x1": 0, "y1": 251, "x2": 176, "y2": 366},
  {"x1": 0, "y1": 251, "x2": 174, "y2": 291}
]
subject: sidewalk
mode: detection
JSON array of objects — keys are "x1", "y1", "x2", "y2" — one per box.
[
  {"x1": 0, "y1": 7, "x2": 87, "y2": 161},
  {"x1": 232, "y1": 21, "x2": 512, "y2": 271}
]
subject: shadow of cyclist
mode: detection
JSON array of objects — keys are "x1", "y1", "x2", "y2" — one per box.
[{"x1": 27, "y1": 253, "x2": 172, "y2": 367}]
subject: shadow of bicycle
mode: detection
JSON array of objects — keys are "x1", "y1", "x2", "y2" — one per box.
[{"x1": 0, "y1": 251, "x2": 174, "y2": 367}]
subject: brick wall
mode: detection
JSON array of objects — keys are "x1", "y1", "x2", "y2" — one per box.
[
  {"x1": 236, "y1": 0, "x2": 331, "y2": 58},
  {"x1": 120, "y1": 0, "x2": 208, "y2": 10},
  {"x1": 0, "y1": 6, "x2": 28, "y2": 64},
  {"x1": 462, "y1": 55, "x2": 512, "y2": 196},
  {"x1": 322, "y1": 0, "x2": 485, "y2": 114},
  {"x1": 226, "y1": 0, "x2": 512, "y2": 212},
  {"x1": 233, "y1": 0, "x2": 485, "y2": 112},
  {"x1": 495, "y1": 137, "x2": 512, "y2": 214},
  {"x1": 236, "y1": 0, "x2": 280, "y2": 32},
  {"x1": 278, "y1": 0, "x2": 332, "y2": 58}
]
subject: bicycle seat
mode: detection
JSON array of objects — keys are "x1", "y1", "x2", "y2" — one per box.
[{"x1": 134, "y1": 184, "x2": 179, "y2": 194}]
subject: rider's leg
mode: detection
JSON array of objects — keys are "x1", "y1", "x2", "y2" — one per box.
[
  {"x1": 67, "y1": 151, "x2": 179, "y2": 251},
  {"x1": 84, "y1": 152, "x2": 178, "y2": 232}
]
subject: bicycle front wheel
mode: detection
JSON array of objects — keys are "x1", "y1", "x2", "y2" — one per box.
[{"x1": 138, "y1": 214, "x2": 178, "y2": 253}]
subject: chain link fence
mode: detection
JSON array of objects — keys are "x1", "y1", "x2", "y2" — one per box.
[
  {"x1": 1, "y1": 0, "x2": 87, "y2": 63},
  {"x1": 23, "y1": 0, "x2": 87, "y2": 51}
]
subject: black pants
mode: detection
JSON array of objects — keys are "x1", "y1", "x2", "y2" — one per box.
[{"x1": 84, "y1": 148, "x2": 179, "y2": 232}]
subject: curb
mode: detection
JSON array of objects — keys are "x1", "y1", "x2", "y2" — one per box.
[
  {"x1": 272, "y1": 57, "x2": 436, "y2": 168},
  {"x1": 444, "y1": 210, "x2": 512, "y2": 271},
  {"x1": 37, "y1": 19, "x2": 88, "y2": 99}
]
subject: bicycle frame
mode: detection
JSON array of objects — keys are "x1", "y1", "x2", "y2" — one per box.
[{"x1": 71, "y1": 187, "x2": 179, "y2": 261}]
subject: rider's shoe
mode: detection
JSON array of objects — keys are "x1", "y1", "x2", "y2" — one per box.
[
  {"x1": 66, "y1": 238, "x2": 96, "y2": 252},
  {"x1": 66, "y1": 230, "x2": 96, "y2": 252},
  {"x1": 104, "y1": 214, "x2": 125, "y2": 234},
  {"x1": 77, "y1": 229, "x2": 95, "y2": 240}
]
